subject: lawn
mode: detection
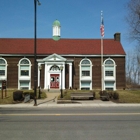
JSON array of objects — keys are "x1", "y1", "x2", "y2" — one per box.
[
  {"x1": 0, "y1": 89, "x2": 140, "y2": 104},
  {"x1": 58, "y1": 89, "x2": 140, "y2": 103},
  {"x1": 0, "y1": 89, "x2": 47, "y2": 104},
  {"x1": 117, "y1": 90, "x2": 140, "y2": 103}
]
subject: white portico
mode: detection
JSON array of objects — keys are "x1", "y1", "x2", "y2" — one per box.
[{"x1": 37, "y1": 53, "x2": 73, "y2": 90}]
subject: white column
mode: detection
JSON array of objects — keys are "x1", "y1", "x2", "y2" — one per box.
[
  {"x1": 44, "y1": 63, "x2": 47, "y2": 89},
  {"x1": 47, "y1": 65, "x2": 50, "y2": 90},
  {"x1": 69, "y1": 63, "x2": 72, "y2": 89},
  {"x1": 62, "y1": 64, "x2": 65, "y2": 89},
  {"x1": 37, "y1": 64, "x2": 40, "y2": 87}
]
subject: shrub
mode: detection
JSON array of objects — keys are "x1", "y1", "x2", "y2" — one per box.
[
  {"x1": 92, "y1": 91, "x2": 96, "y2": 98},
  {"x1": 113, "y1": 91, "x2": 119, "y2": 100},
  {"x1": 13, "y1": 90, "x2": 24, "y2": 101},
  {"x1": 99, "y1": 90, "x2": 102, "y2": 96},
  {"x1": 99, "y1": 90, "x2": 109, "y2": 101},
  {"x1": 108, "y1": 91, "x2": 113, "y2": 99},
  {"x1": 99, "y1": 90, "x2": 108, "y2": 96},
  {"x1": 63, "y1": 91, "x2": 67, "y2": 96}
]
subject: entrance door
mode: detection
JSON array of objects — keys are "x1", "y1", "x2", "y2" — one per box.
[{"x1": 50, "y1": 74, "x2": 59, "y2": 88}]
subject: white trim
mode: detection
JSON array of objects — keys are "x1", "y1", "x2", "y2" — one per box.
[
  {"x1": 53, "y1": 26, "x2": 60, "y2": 36},
  {"x1": 0, "y1": 58, "x2": 8, "y2": 88},
  {"x1": 18, "y1": 58, "x2": 31, "y2": 90},
  {"x1": 0, "y1": 54, "x2": 126, "y2": 57},
  {"x1": 68, "y1": 63, "x2": 72, "y2": 89},
  {"x1": 79, "y1": 58, "x2": 92, "y2": 90},
  {"x1": 104, "y1": 58, "x2": 116, "y2": 90}
]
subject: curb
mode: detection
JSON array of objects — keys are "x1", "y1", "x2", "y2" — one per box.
[
  {"x1": 57, "y1": 100, "x2": 81, "y2": 104},
  {"x1": 0, "y1": 103, "x2": 140, "y2": 108}
]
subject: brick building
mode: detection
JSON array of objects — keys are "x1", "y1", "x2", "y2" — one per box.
[{"x1": 0, "y1": 20, "x2": 126, "y2": 91}]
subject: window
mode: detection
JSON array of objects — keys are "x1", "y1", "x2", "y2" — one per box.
[
  {"x1": 80, "y1": 59, "x2": 92, "y2": 90},
  {"x1": 0, "y1": 59, "x2": 6, "y2": 76},
  {"x1": 82, "y1": 71, "x2": 90, "y2": 76},
  {"x1": 0, "y1": 58, "x2": 7, "y2": 89},
  {"x1": 18, "y1": 58, "x2": 31, "y2": 90},
  {"x1": 20, "y1": 81, "x2": 29, "y2": 89},
  {"x1": 104, "y1": 58, "x2": 116, "y2": 90},
  {"x1": 105, "y1": 81, "x2": 114, "y2": 91},
  {"x1": 81, "y1": 81, "x2": 90, "y2": 90},
  {"x1": 105, "y1": 71, "x2": 113, "y2": 76},
  {"x1": 81, "y1": 60, "x2": 90, "y2": 77},
  {"x1": 0, "y1": 70, "x2": 5, "y2": 76},
  {"x1": 50, "y1": 65, "x2": 60, "y2": 71},
  {"x1": 105, "y1": 59, "x2": 114, "y2": 77},
  {"x1": 20, "y1": 59, "x2": 29, "y2": 76}
]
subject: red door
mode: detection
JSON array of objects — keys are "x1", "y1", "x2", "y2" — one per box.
[{"x1": 50, "y1": 74, "x2": 59, "y2": 88}]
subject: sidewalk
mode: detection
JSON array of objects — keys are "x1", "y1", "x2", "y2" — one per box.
[{"x1": 0, "y1": 92, "x2": 140, "y2": 108}]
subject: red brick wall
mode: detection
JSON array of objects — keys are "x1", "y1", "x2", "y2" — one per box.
[{"x1": 2, "y1": 55, "x2": 125, "y2": 90}]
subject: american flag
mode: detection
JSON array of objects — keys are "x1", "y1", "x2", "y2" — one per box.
[{"x1": 100, "y1": 12, "x2": 104, "y2": 37}]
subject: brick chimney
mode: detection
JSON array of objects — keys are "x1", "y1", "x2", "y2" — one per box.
[{"x1": 114, "y1": 33, "x2": 121, "y2": 41}]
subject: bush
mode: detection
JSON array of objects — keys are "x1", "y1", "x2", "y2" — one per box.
[
  {"x1": 92, "y1": 91, "x2": 96, "y2": 98},
  {"x1": 13, "y1": 90, "x2": 24, "y2": 101},
  {"x1": 99, "y1": 90, "x2": 108, "y2": 96},
  {"x1": 99, "y1": 90, "x2": 109, "y2": 101},
  {"x1": 108, "y1": 91, "x2": 113, "y2": 99},
  {"x1": 113, "y1": 91, "x2": 119, "y2": 100}
]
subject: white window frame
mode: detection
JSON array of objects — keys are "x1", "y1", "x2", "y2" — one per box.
[
  {"x1": 104, "y1": 58, "x2": 116, "y2": 90},
  {"x1": 0, "y1": 58, "x2": 7, "y2": 88},
  {"x1": 18, "y1": 58, "x2": 32, "y2": 90},
  {"x1": 79, "y1": 59, "x2": 92, "y2": 90}
]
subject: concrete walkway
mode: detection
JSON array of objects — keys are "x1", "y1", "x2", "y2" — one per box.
[{"x1": 0, "y1": 92, "x2": 140, "y2": 108}]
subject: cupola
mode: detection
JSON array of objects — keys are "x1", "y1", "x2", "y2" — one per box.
[{"x1": 52, "y1": 19, "x2": 61, "y2": 41}]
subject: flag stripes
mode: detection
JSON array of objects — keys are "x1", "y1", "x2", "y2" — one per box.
[{"x1": 100, "y1": 12, "x2": 104, "y2": 37}]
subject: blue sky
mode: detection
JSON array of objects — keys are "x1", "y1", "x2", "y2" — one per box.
[{"x1": 0, "y1": 0, "x2": 134, "y2": 52}]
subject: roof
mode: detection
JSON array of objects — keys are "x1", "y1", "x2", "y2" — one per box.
[
  {"x1": 0, "y1": 38, "x2": 126, "y2": 56},
  {"x1": 53, "y1": 20, "x2": 61, "y2": 27}
]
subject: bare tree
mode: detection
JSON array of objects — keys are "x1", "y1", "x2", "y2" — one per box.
[
  {"x1": 126, "y1": 0, "x2": 140, "y2": 43},
  {"x1": 126, "y1": 48, "x2": 140, "y2": 87},
  {"x1": 126, "y1": 52, "x2": 134, "y2": 86}
]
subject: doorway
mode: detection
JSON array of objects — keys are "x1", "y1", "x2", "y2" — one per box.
[{"x1": 50, "y1": 74, "x2": 59, "y2": 88}]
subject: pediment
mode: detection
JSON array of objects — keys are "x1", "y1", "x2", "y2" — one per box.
[{"x1": 43, "y1": 53, "x2": 66, "y2": 62}]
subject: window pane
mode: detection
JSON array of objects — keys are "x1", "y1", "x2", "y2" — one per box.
[
  {"x1": 81, "y1": 81, "x2": 90, "y2": 86},
  {"x1": 0, "y1": 65, "x2": 5, "y2": 70},
  {"x1": 20, "y1": 81, "x2": 29, "y2": 89},
  {"x1": 81, "y1": 88, "x2": 90, "y2": 90},
  {"x1": 50, "y1": 65, "x2": 60, "y2": 71},
  {"x1": 105, "y1": 81, "x2": 114, "y2": 86},
  {"x1": 81, "y1": 60, "x2": 90, "y2": 64},
  {"x1": 82, "y1": 71, "x2": 90, "y2": 76},
  {"x1": 81, "y1": 66, "x2": 90, "y2": 70},
  {"x1": 20, "y1": 81, "x2": 29, "y2": 86},
  {"x1": 0, "y1": 59, "x2": 5, "y2": 64},
  {"x1": 21, "y1": 70, "x2": 29, "y2": 76},
  {"x1": 105, "y1": 66, "x2": 114, "y2": 70},
  {"x1": 20, "y1": 65, "x2": 29, "y2": 70},
  {"x1": 105, "y1": 60, "x2": 113, "y2": 64},
  {"x1": 21, "y1": 59, "x2": 29, "y2": 64},
  {"x1": 0, "y1": 70, "x2": 5, "y2": 75},
  {"x1": 105, "y1": 71, "x2": 113, "y2": 76},
  {"x1": 105, "y1": 88, "x2": 113, "y2": 91}
]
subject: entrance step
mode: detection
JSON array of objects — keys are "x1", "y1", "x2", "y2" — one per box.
[{"x1": 42, "y1": 89, "x2": 60, "y2": 93}]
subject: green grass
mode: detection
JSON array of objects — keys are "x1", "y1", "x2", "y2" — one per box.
[
  {"x1": 1, "y1": 89, "x2": 140, "y2": 104},
  {"x1": 117, "y1": 90, "x2": 140, "y2": 103},
  {"x1": 0, "y1": 89, "x2": 47, "y2": 104},
  {"x1": 58, "y1": 89, "x2": 140, "y2": 103}
]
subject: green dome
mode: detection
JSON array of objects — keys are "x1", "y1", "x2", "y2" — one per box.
[{"x1": 53, "y1": 20, "x2": 61, "y2": 26}]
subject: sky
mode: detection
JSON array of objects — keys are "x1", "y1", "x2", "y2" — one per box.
[{"x1": 0, "y1": 0, "x2": 135, "y2": 52}]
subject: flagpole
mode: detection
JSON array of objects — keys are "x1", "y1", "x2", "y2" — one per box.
[
  {"x1": 100, "y1": 11, "x2": 104, "y2": 92},
  {"x1": 101, "y1": 36, "x2": 103, "y2": 91}
]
